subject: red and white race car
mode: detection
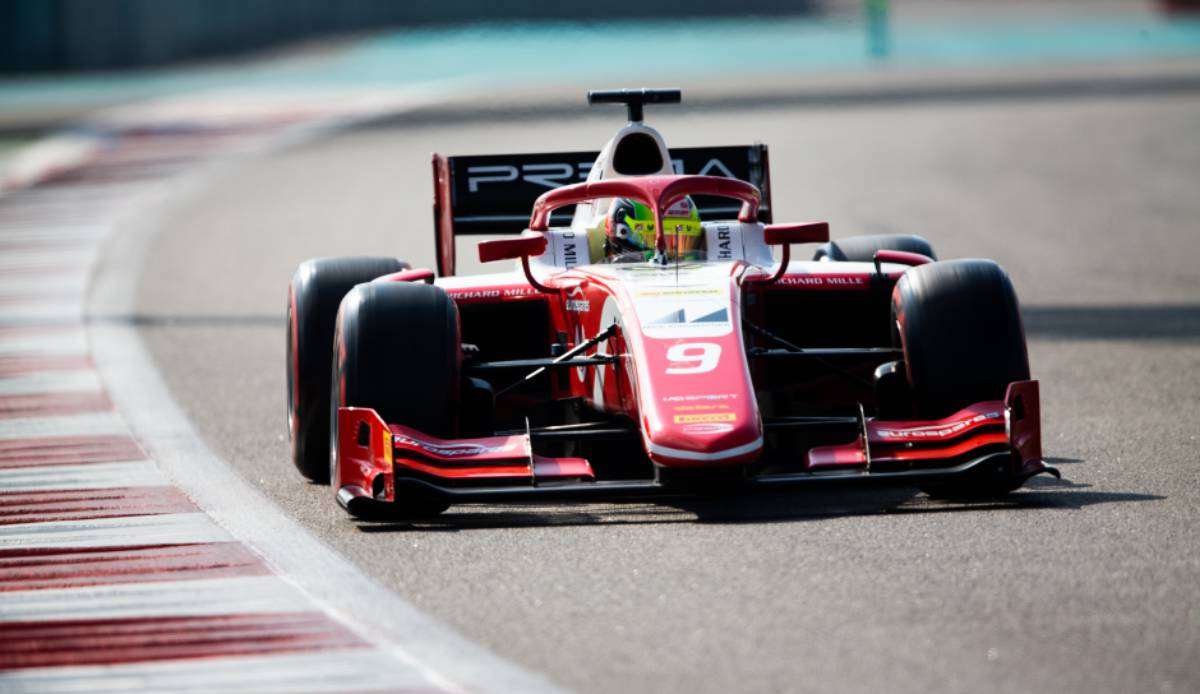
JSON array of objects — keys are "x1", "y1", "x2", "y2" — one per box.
[{"x1": 286, "y1": 88, "x2": 1057, "y2": 519}]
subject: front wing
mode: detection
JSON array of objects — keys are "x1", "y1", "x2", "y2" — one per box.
[{"x1": 334, "y1": 381, "x2": 1056, "y2": 514}]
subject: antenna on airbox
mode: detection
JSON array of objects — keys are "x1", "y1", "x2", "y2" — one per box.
[{"x1": 587, "y1": 88, "x2": 682, "y2": 123}]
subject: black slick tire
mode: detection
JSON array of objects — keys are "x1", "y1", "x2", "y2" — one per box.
[
  {"x1": 891, "y1": 259, "x2": 1030, "y2": 498},
  {"x1": 331, "y1": 281, "x2": 459, "y2": 519},
  {"x1": 287, "y1": 256, "x2": 407, "y2": 482}
]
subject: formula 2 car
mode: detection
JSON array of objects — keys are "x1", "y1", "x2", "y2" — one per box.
[{"x1": 286, "y1": 88, "x2": 1058, "y2": 519}]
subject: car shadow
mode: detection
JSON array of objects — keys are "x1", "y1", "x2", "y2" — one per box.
[{"x1": 355, "y1": 458, "x2": 1163, "y2": 532}]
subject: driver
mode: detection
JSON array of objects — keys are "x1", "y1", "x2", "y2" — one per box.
[{"x1": 598, "y1": 197, "x2": 703, "y2": 262}]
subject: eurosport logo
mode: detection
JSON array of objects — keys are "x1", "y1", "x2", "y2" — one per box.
[
  {"x1": 394, "y1": 435, "x2": 519, "y2": 458},
  {"x1": 662, "y1": 393, "x2": 739, "y2": 403},
  {"x1": 874, "y1": 411, "x2": 1002, "y2": 440},
  {"x1": 466, "y1": 158, "x2": 739, "y2": 193}
]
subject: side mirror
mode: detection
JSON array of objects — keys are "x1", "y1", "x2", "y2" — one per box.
[
  {"x1": 764, "y1": 222, "x2": 830, "y2": 246},
  {"x1": 873, "y1": 249, "x2": 933, "y2": 276},
  {"x1": 478, "y1": 231, "x2": 548, "y2": 264},
  {"x1": 755, "y1": 222, "x2": 830, "y2": 284}
]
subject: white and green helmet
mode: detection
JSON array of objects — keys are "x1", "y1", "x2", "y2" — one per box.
[{"x1": 604, "y1": 197, "x2": 702, "y2": 260}]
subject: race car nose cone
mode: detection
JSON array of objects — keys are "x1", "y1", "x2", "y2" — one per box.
[{"x1": 642, "y1": 364, "x2": 763, "y2": 468}]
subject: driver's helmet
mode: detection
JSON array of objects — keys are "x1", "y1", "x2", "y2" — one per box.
[{"x1": 604, "y1": 197, "x2": 703, "y2": 261}]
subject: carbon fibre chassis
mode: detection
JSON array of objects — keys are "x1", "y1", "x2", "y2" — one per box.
[{"x1": 334, "y1": 380, "x2": 1057, "y2": 514}]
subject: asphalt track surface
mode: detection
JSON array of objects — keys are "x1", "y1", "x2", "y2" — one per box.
[{"x1": 127, "y1": 89, "x2": 1200, "y2": 692}]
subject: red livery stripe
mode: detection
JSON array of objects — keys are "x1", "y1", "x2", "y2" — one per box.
[
  {"x1": 0, "y1": 435, "x2": 145, "y2": 469},
  {"x1": 0, "y1": 354, "x2": 93, "y2": 376},
  {"x1": 0, "y1": 263, "x2": 89, "y2": 277},
  {"x1": 0, "y1": 612, "x2": 365, "y2": 669},
  {"x1": 0, "y1": 325, "x2": 78, "y2": 336},
  {"x1": 0, "y1": 392, "x2": 114, "y2": 419},
  {"x1": 0, "y1": 543, "x2": 268, "y2": 592},
  {"x1": 0, "y1": 291, "x2": 84, "y2": 305},
  {"x1": 0, "y1": 486, "x2": 196, "y2": 525}
]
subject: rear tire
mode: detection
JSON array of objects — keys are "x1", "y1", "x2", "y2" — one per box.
[
  {"x1": 813, "y1": 234, "x2": 936, "y2": 262},
  {"x1": 331, "y1": 282, "x2": 459, "y2": 518},
  {"x1": 287, "y1": 256, "x2": 407, "y2": 482},
  {"x1": 892, "y1": 259, "x2": 1030, "y2": 498}
]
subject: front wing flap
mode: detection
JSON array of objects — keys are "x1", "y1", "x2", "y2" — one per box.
[
  {"x1": 335, "y1": 407, "x2": 594, "y2": 509},
  {"x1": 335, "y1": 380, "x2": 1054, "y2": 508}
]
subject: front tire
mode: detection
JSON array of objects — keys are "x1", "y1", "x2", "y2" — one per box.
[
  {"x1": 892, "y1": 259, "x2": 1030, "y2": 498},
  {"x1": 331, "y1": 281, "x2": 459, "y2": 518},
  {"x1": 288, "y1": 256, "x2": 408, "y2": 482}
]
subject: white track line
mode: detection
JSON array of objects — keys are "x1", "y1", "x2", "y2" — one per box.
[
  {"x1": 0, "y1": 575, "x2": 309, "y2": 622},
  {"x1": 0, "y1": 460, "x2": 166, "y2": 491},
  {"x1": 0, "y1": 412, "x2": 126, "y2": 440},
  {"x1": 0, "y1": 371, "x2": 103, "y2": 396},
  {"x1": 0, "y1": 512, "x2": 230, "y2": 550},
  {"x1": 0, "y1": 649, "x2": 431, "y2": 694}
]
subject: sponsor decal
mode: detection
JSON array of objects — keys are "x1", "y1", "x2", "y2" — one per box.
[
  {"x1": 777, "y1": 274, "x2": 869, "y2": 289},
  {"x1": 466, "y1": 157, "x2": 742, "y2": 193},
  {"x1": 716, "y1": 225, "x2": 733, "y2": 260},
  {"x1": 449, "y1": 289, "x2": 502, "y2": 300},
  {"x1": 671, "y1": 157, "x2": 736, "y2": 178},
  {"x1": 673, "y1": 412, "x2": 737, "y2": 424},
  {"x1": 560, "y1": 230, "x2": 581, "y2": 268},
  {"x1": 612, "y1": 262, "x2": 706, "y2": 276},
  {"x1": 565, "y1": 285, "x2": 589, "y2": 313},
  {"x1": 874, "y1": 411, "x2": 1002, "y2": 440},
  {"x1": 447, "y1": 286, "x2": 540, "y2": 301},
  {"x1": 633, "y1": 287, "x2": 721, "y2": 298},
  {"x1": 466, "y1": 165, "x2": 518, "y2": 192},
  {"x1": 394, "y1": 434, "x2": 519, "y2": 458},
  {"x1": 682, "y1": 422, "x2": 736, "y2": 435},
  {"x1": 624, "y1": 265, "x2": 735, "y2": 338},
  {"x1": 466, "y1": 162, "x2": 591, "y2": 192},
  {"x1": 671, "y1": 404, "x2": 727, "y2": 412},
  {"x1": 646, "y1": 305, "x2": 728, "y2": 327},
  {"x1": 662, "y1": 393, "x2": 739, "y2": 403},
  {"x1": 639, "y1": 299, "x2": 732, "y2": 338}
]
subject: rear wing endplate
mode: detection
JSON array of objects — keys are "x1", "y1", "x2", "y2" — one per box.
[{"x1": 431, "y1": 145, "x2": 772, "y2": 276}]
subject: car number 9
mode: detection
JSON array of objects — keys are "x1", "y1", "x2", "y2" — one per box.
[{"x1": 665, "y1": 342, "x2": 721, "y2": 374}]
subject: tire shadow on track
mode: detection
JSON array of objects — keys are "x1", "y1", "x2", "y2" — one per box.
[{"x1": 354, "y1": 465, "x2": 1162, "y2": 532}]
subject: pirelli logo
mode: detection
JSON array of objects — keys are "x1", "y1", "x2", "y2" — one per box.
[{"x1": 673, "y1": 412, "x2": 737, "y2": 424}]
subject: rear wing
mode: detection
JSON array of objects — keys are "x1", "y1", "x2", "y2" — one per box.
[{"x1": 431, "y1": 145, "x2": 772, "y2": 276}]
